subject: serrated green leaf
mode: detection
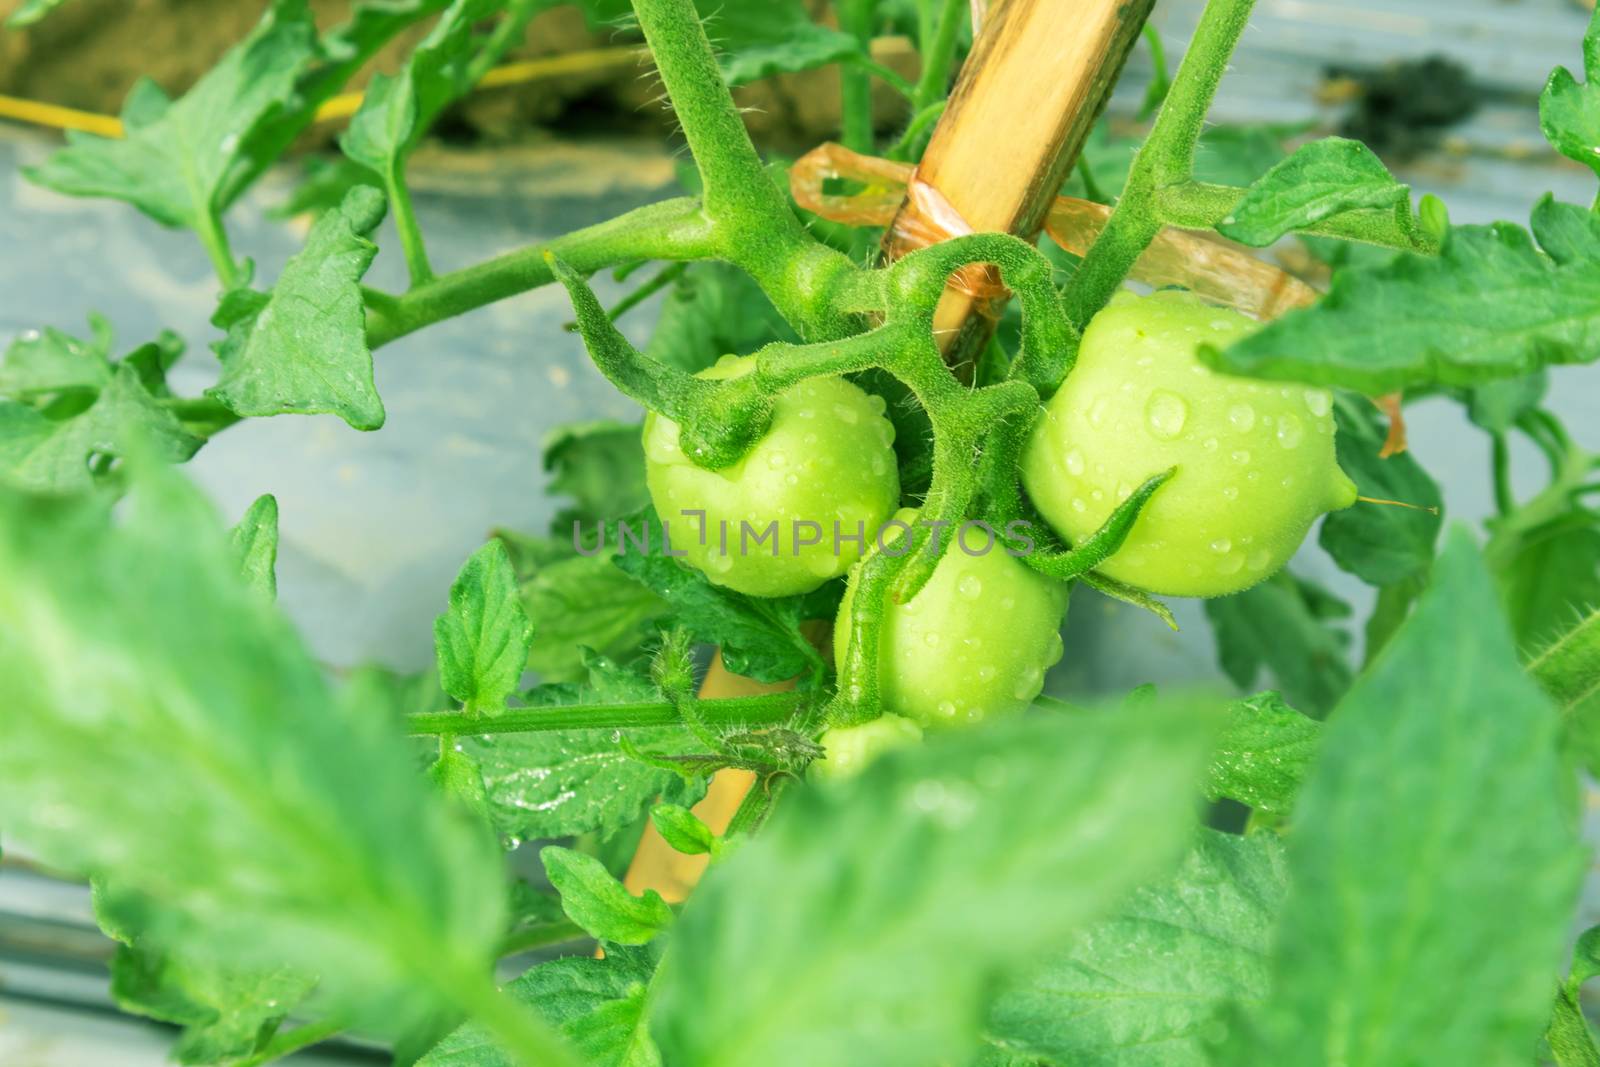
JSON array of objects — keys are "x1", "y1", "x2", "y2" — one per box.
[
  {"x1": 464, "y1": 653, "x2": 706, "y2": 841},
  {"x1": 1218, "y1": 137, "x2": 1410, "y2": 247},
  {"x1": 1541, "y1": 9, "x2": 1600, "y2": 177},
  {"x1": 0, "y1": 460, "x2": 506, "y2": 1028},
  {"x1": 520, "y1": 551, "x2": 666, "y2": 682},
  {"x1": 1204, "y1": 570, "x2": 1352, "y2": 716},
  {"x1": 228, "y1": 494, "x2": 280, "y2": 602},
  {"x1": 612, "y1": 509, "x2": 833, "y2": 683},
  {"x1": 1229, "y1": 529, "x2": 1582, "y2": 1066},
  {"x1": 1319, "y1": 396, "x2": 1442, "y2": 586},
  {"x1": 0, "y1": 318, "x2": 112, "y2": 400},
  {"x1": 435, "y1": 539, "x2": 535, "y2": 717},
  {"x1": 95, "y1": 883, "x2": 315, "y2": 1067},
  {"x1": 0, "y1": 365, "x2": 201, "y2": 491},
  {"x1": 986, "y1": 830, "x2": 1286, "y2": 1067},
  {"x1": 541, "y1": 846, "x2": 673, "y2": 945},
  {"x1": 544, "y1": 420, "x2": 650, "y2": 530},
  {"x1": 23, "y1": 0, "x2": 319, "y2": 230},
  {"x1": 1207, "y1": 692, "x2": 1321, "y2": 817},
  {"x1": 1205, "y1": 196, "x2": 1600, "y2": 394},
  {"x1": 651, "y1": 702, "x2": 1217, "y2": 1067},
  {"x1": 207, "y1": 186, "x2": 387, "y2": 430},
  {"x1": 342, "y1": 0, "x2": 546, "y2": 180},
  {"x1": 420, "y1": 947, "x2": 660, "y2": 1067}
]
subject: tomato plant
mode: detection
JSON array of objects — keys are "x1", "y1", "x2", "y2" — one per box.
[{"x1": 1, "y1": 0, "x2": 1599, "y2": 1065}]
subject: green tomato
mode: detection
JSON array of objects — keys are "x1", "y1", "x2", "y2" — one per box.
[
  {"x1": 643, "y1": 355, "x2": 901, "y2": 598},
  {"x1": 834, "y1": 511, "x2": 1069, "y2": 728},
  {"x1": 810, "y1": 714, "x2": 923, "y2": 782},
  {"x1": 1022, "y1": 291, "x2": 1358, "y2": 598}
]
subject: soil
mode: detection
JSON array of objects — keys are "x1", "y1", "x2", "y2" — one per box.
[{"x1": 0, "y1": 0, "x2": 916, "y2": 151}]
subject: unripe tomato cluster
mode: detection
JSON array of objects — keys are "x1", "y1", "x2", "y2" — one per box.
[{"x1": 639, "y1": 293, "x2": 1358, "y2": 767}]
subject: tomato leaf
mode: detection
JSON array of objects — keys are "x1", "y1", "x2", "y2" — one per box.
[
  {"x1": 1205, "y1": 196, "x2": 1600, "y2": 394},
  {"x1": 463, "y1": 653, "x2": 707, "y2": 841},
  {"x1": 611, "y1": 509, "x2": 834, "y2": 683},
  {"x1": 1207, "y1": 691, "x2": 1321, "y2": 817},
  {"x1": 0, "y1": 318, "x2": 113, "y2": 400},
  {"x1": 0, "y1": 460, "x2": 507, "y2": 1025},
  {"x1": 1204, "y1": 570, "x2": 1353, "y2": 716},
  {"x1": 1226, "y1": 529, "x2": 1583, "y2": 1064},
  {"x1": 94, "y1": 882, "x2": 316, "y2": 1067},
  {"x1": 1217, "y1": 137, "x2": 1410, "y2": 248},
  {"x1": 22, "y1": 1, "x2": 319, "y2": 230},
  {"x1": 985, "y1": 829, "x2": 1286, "y2": 1067},
  {"x1": 651, "y1": 701, "x2": 1217, "y2": 1067},
  {"x1": 207, "y1": 186, "x2": 388, "y2": 430},
  {"x1": 517, "y1": 549, "x2": 667, "y2": 683},
  {"x1": 541, "y1": 846, "x2": 673, "y2": 945},
  {"x1": 1319, "y1": 396, "x2": 1442, "y2": 586},
  {"x1": 341, "y1": 0, "x2": 545, "y2": 183},
  {"x1": 1541, "y1": 8, "x2": 1600, "y2": 178},
  {"x1": 0, "y1": 366, "x2": 201, "y2": 491},
  {"x1": 419, "y1": 947, "x2": 660, "y2": 1067},
  {"x1": 644, "y1": 261, "x2": 798, "y2": 373},
  {"x1": 1464, "y1": 370, "x2": 1548, "y2": 434},
  {"x1": 435, "y1": 539, "x2": 535, "y2": 717},
  {"x1": 228, "y1": 493, "x2": 280, "y2": 602},
  {"x1": 544, "y1": 420, "x2": 651, "y2": 531}
]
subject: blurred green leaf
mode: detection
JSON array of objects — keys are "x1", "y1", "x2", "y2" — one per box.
[
  {"x1": 208, "y1": 186, "x2": 388, "y2": 430},
  {"x1": 1218, "y1": 137, "x2": 1409, "y2": 248},
  {"x1": 1204, "y1": 570, "x2": 1352, "y2": 716},
  {"x1": 1207, "y1": 691, "x2": 1321, "y2": 817},
  {"x1": 1205, "y1": 197, "x2": 1600, "y2": 394},
  {"x1": 1227, "y1": 529, "x2": 1582, "y2": 1065},
  {"x1": 645, "y1": 262, "x2": 798, "y2": 373},
  {"x1": 420, "y1": 947, "x2": 660, "y2": 1067},
  {"x1": 6, "y1": 0, "x2": 75, "y2": 27},
  {"x1": 0, "y1": 365, "x2": 201, "y2": 491},
  {"x1": 541, "y1": 846, "x2": 673, "y2": 945},
  {"x1": 0, "y1": 317, "x2": 112, "y2": 400},
  {"x1": 228, "y1": 493, "x2": 280, "y2": 602},
  {"x1": 1465, "y1": 371, "x2": 1548, "y2": 434},
  {"x1": 986, "y1": 829, "x2": 1286, "y2": 1067},
  {"x1": 544, "y1": 420, "x2": 650, "y2": 530},
  {"x1": 435, "y1": 539, "x2": 535, "y2": 717},
  {"x1": 1541, "y1": 9, "x2": 1600, "y2": 177},
  {"x1": 95, "y1": 882, "x2": 315, "y2": 1066},
  {"x1": 1319, "y1": 396, "x2": 1442, "y2": 586},
  {"x1": 0, "y1": 461, "x2": 507, "y2": 1029},
  {"x1": 651, "y1": 702, "x2": 1216, "y2": 1067}
]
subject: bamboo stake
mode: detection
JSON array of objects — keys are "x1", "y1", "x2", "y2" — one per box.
[{"x1": 885, "y1": 0, "x2": 1154, "y2": 363}]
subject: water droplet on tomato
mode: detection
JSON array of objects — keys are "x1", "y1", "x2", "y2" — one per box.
[
  {"x1": 1203, "y1": 437, "x2": 1219, "y2": 452},
  {"x1": 923, "y1": 632, "x2": 941, "y2": 647},
  {"x1": 1227, "y1": 403, "x2": 1256, "y2": 432},
  {"x1": 1012, "y1": 665, "x2": 1044, "y2": 701},
  {"x1": 1046, "y1": 631, "x2": 1064, "y2": 664},
  {"x1": 1304, "y1": 389, "x2": 1332, "y2": 417},
  {"x1": 1247, "y1": 549, "x2": 1271, "y2": 571},
  {"x1": 1231, "y1": 449, "x2": 1251, "y2": 464},
  {"x1": 977, "y1": 665, "x2": 996, "y2": 682},
  {"x1": 833, "y1": 403, "x2": 859, "y2": 425},
  {"x1": 1065, "y1": 448, "x2": 1086, "y2": 476},
  {"x1": 1276, "y1": 413, "x2": 1305, "y2": 448},
  {"x1": 1145, "y1": 390, "x2": 1188, "y2": 439},
  {"x1": 957, "y1": 574, "x2": 983, "y2": 599},
  {"x1": 1211, "y1": 537, "x2": 1233, "y2": 554},
  {"x1": 1088, "y1": 396, "x2": 1112, "y2": 427},
  {"x1": 767, "y1": 451, "x2": 788, "y2": 469},
  {"x1": 936, "y1": 701, "x2": 957, "y2": 719},
  {"x1": 1222, "y1": 485, "x2": 1239, "y2": 500}
]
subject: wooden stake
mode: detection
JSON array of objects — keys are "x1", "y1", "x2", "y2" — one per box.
[{"x1": 885, "y1": 0, "x2": 1154, "y2": 364}]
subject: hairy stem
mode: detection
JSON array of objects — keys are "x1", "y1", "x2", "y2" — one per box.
[
  {"x1": 387, "y1": 165, "x2": 433, "y2": 287},
  {"x1": 407, "y1": 693, "x2": 803, "y2": 737}
]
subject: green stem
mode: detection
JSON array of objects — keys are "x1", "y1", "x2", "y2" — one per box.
[
  {"x1": 1061, "y1": 0, "x2": 1258, "y2": 331},
  {"x1": 725, "y1": 774, "x2": 790, "y2": 837},
  {"x1": 592, "y1": 261, "x2": 687, "y2": 328},
  {"x1": 838, "y1": 0, "x2": 875, "y2": 152},
  {"x1": 850, "y1": 54, "x2": 917, "y2": 99},
  {"x1": 407, "y1": 692, "x2": 802, "y2": 737},
  {"x1": 890, "y1": 100, "x2": 947, "y2": 160},
  {"x1": 387, "y1": 165, "x2": 434, "y2": 287},
  {"x1": 1491, "y1": 432, "x2": 1514, "y2": 517},
  {"x1": 197, "y1": 208, "x2": 241, "y2": 290},
  {"x1": 912, "y1": 0, "x2": 966, "y2": 112},
  {"x1": 364, "y1": 197, "x2": 715, "y2": 348}
]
